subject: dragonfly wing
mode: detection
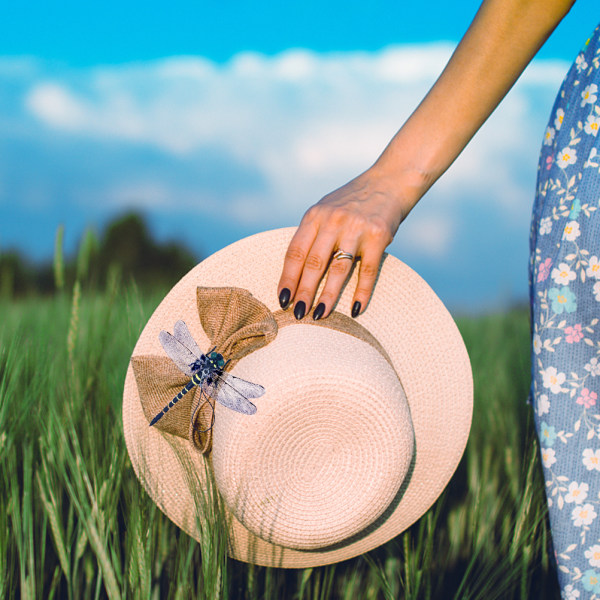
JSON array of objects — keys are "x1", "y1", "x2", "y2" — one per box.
[
  {"x1": 208, "y1": 374, "x2": 262, "y2": 415},
  {"x1": 222, "y1": 374, "x2": 265, "y2": 399},
  {"x1": 159, "y1": 330, "x2": 198, "y2": 376},
  {"x1": 173, "y1": 320, "x2": 203, "y2": 358}
]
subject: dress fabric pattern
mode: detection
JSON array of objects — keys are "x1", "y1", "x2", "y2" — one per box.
[{"x1": 530, "y1": 24, "x2": 600, "y2": 599}]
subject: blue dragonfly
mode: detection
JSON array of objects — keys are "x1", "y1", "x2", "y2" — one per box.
[{"x1": 149, "y1": 320, "x2": 263, "y2": 427}]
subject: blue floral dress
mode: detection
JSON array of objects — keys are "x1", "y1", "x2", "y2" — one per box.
[{"x1": 530, "y1": 23, "x2": 600, "y2": 599}]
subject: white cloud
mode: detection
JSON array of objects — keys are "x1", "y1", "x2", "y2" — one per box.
[
  {"x1": 16, "y1": 46, "x2": 570, "y2": 303},
  {"x1": 23, "y1": 47, "x2": 566, "y2": 211},
  {"x1": 23, "y1": 46, "x2": 453, "y2": 204},
  {"x1": 26, "y1": 82, "x2": 89, "y2": 129}
]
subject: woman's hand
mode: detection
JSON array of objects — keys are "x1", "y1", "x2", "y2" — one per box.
[
  {"x1": 277, "y1": 166, "x2": 409, "y2": 320},
  {"x1": 276, "y1": 0, "x2": 574, "y2": 320}
]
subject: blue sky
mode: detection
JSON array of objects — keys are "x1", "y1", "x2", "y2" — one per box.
[
  {"x1": 0, "y1": 0, "x2": 597, "y2": 312},
  {"x1": 2, "y1": 1, "x2": 594, "y2": 63}
]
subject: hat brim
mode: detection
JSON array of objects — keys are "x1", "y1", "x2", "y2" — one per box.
[{"x1": 122, "y1": 227, "x2": 472, "y2": 567}]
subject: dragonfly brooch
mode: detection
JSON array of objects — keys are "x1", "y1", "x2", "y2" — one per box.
[{"x1": 149, "y1": 320, "x2": 264, "y2": 427}]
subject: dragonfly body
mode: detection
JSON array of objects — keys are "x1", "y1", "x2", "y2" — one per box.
[{"x1": 149, "y1": 321, "x2": 263, "y2": 427}]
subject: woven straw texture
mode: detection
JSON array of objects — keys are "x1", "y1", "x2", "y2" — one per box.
[{"x1": 122, "y1": 227, "x2": 473, "y2": 568}]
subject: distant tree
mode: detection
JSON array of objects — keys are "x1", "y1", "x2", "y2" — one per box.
[
  {"x1": 95, "y1": 213, "x2": 198, "y2": 290},
  {"x1": 0, "y1": 251, "x2": 34, "y2": 297},
  {"x1": 0, "y1": 212, "x2": 199, "y2": 297}
]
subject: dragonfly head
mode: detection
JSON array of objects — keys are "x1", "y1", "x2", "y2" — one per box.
[{"x1": 208, "y1": 351, "x2": 225, "y2": 370}]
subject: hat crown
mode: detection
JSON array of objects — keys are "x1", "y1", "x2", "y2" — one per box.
[{"x1": 212, "y1": 325, "x2": 415, "y2": 550}]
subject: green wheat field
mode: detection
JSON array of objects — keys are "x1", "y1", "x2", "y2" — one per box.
[{"x1": 0, "y1": 259, "x2": 562, "y2": 599}]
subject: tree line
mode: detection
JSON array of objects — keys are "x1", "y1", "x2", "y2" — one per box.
[{"x1": 0, "y1": 213, "x2": 198, "y2": 298}]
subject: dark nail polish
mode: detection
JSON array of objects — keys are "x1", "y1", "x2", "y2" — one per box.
[
  {"x1": 279, "y1": 288, "x2": 291, "y2": 309},
  {"x1": 294, "y1": 301, "x2": 306, "y2": 320},
  {"x1": 313, "y1": 303, "x2": 325, "y2": 321},
  {"x1": 351, "y1": 301, "x2": 361, "y2": 318}
]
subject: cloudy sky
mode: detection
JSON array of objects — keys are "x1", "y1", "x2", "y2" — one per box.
[{"x1": 1, "y1": 0, "x2": 597, "y2": 311}]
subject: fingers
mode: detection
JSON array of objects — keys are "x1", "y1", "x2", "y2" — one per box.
[
  {"x1": 279, "y1": 235, "x2": 385, "y2": 321},
  {"x1": 277, "y1": 211, "x2": 339, "y2": 318},
  {"x1": 312, "y1": 243, "x2": 358, "y2": 320},
  {"x1": 350, "y1": 245, "x2": 385, "y2": 317},
  {"x1": 278, "y1": 225, "x2": 388, "y2": 320},
  {"x1": 277, "y1": 216, "x2": 319, "y2": 310},
  {"x1": 278, "y1": 190, "x2": 395, "y2": 319},
  {"x1": 313, "y1": 241, "x2": 385, "y2": 319},
  {"x1": 289, "y1": 230, "x2": 338, "y2": 319}
]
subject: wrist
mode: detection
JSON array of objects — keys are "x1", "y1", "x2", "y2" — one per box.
[{"x1": 369, "y1": 154, "x2": 437, "y2": 218}]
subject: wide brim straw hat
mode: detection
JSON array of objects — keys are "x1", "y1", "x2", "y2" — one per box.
[{"x1": 123, "y1": 227, "x2": 472, "y2": 568}]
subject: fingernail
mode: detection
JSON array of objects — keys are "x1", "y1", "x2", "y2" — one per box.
[
  {"x1": 294, "y1": 301, "x2": 306, "y2": 320},
  {"x1": 351, "y1": 301, "x2": 361, "y2": 318},
  {"x1": 279, "y1": 288, "x2": 291, "y2": 309},
  {"x1": 313, "y1": 302, "x2": 325, "y2": 321}
]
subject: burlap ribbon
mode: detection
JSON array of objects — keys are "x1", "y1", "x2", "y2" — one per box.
[{"x1": 132, "y1": 286, "x2": 392, "y2": 454}]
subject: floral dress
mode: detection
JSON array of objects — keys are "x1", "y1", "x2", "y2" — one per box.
[{"x1": 530, "y1": 23, "x2": 600, "y2": 599}]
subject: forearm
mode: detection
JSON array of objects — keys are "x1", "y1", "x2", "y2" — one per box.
[
  {"x1": 374, "y1": 0, "x2": 576, "y2": 214},
  {"x1": 278, "y1": 0, "x2": 578, "y2": 316}
]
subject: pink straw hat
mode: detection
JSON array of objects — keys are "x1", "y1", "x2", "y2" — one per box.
[{"x1": 122, "y1": 227, "x2": 472, "y2": 568}]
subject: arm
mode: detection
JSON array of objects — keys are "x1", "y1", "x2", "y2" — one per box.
[{"x1": 277, "y1": 0, "x2": 576, "y2": 320}]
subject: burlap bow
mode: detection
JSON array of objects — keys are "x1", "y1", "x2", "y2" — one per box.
[
  {"x1": 132, "y1": 286, "x2": 392, "y2": 454},
  {"x1": 132, "y1": 287, "x2": 278, "y2": 454}
]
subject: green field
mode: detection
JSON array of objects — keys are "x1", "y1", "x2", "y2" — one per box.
[{"x1": 0, "y1": 279, "x2": 560, "y2": 599}]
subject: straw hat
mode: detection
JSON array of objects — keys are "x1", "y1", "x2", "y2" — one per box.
[{"x1": 122, "y1": 227, "x2": 472, "y2": 568}]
